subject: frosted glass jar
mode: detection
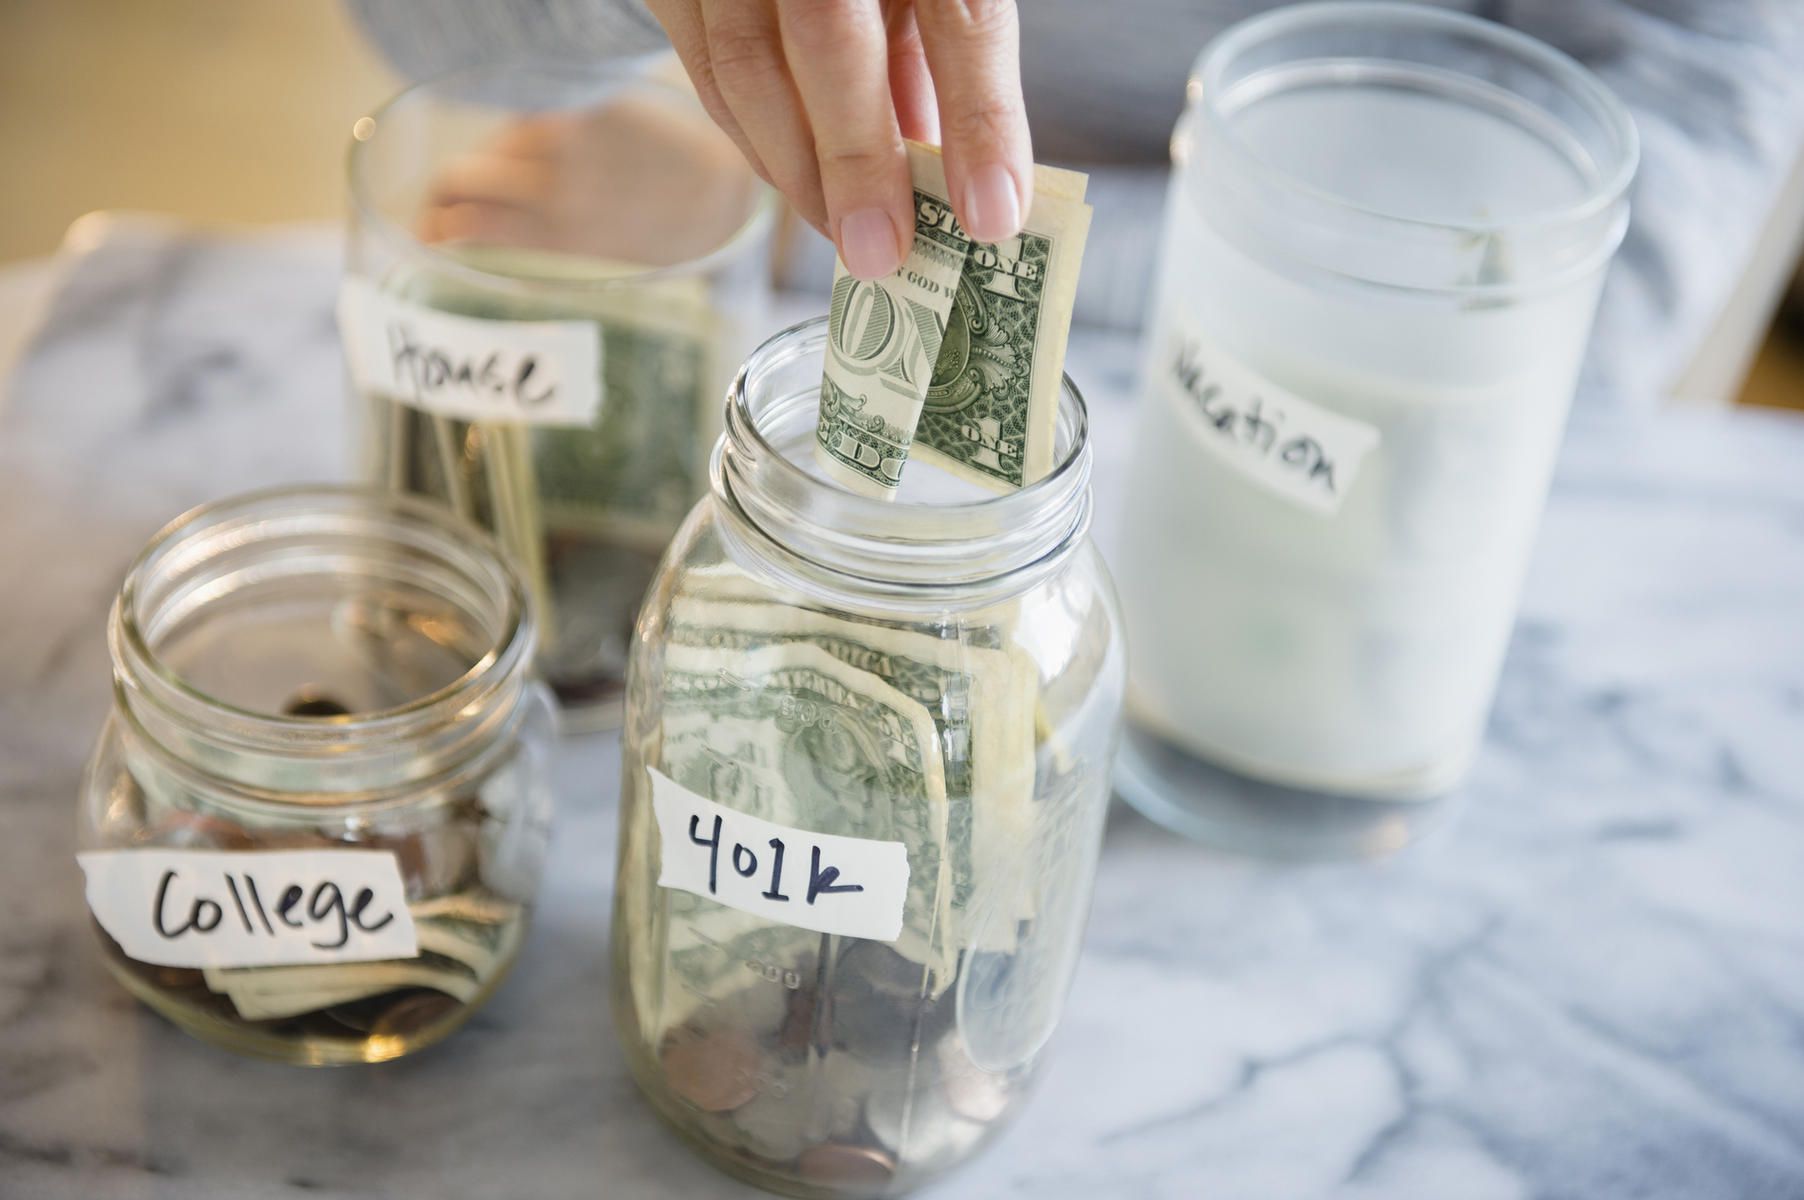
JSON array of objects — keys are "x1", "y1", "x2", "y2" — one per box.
[
  {"x1": 1113, "y1": 3, "x2": 1637, "y2": 855},
  {"x1": 611, "y1": 320, "x2": 1125, "y2": 1197}
]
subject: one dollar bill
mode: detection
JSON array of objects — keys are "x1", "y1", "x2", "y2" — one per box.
[
  {"x1": 816, "y1": 144, "x2": 1091, "y2": 498},
  {"x1": 815, "y1": 143, "x2": 971, "y2": 498},
  {"x1": 643, "y1": 639, "x2": 958, "y2": 1020},
  {"x1": 916, "y1": 163, "x2": 1090, "y2": 491}
]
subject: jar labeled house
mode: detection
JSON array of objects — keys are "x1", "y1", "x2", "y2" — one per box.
[{"x1": 343, "y1": 61, "x2": 774, "y2": 727}]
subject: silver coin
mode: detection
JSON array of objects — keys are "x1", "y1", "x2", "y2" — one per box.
[
  {"x1": 831, "y1": 1000, "x2": 935, "y2": 1063},
  {"x1": 731, "y1": 1088, "x2": 809, "y2": 1164},
  {"x1": 834, "y1": 941, "x2": 934, "y2": 1003},
  {"x1": 937, "y1": 1035, "x2": 1012, "y2": 1123},
  {"x1": 717, "y1": 976, "x2": 795, "y2": 1041},
  {"x1": 818, "y1": 1053, "x2": 882, "y2": 1139},
  {"x1": 829, "y1": 944, "x2": 951, "y2": 1063},
  {"x1": 385, "y1": 823, "x2": 478, "y2": 898},
  {"x1": 862, "y1": 1084, "x2": 986, "y2": 1169},
  {"x1": 955, "y1": 945, "x2": 1062, "y2": 1072}
]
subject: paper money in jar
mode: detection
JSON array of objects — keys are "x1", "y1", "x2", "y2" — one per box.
[{"x1": 816, "y1": 142, "x2": 1091, "y2": 499}]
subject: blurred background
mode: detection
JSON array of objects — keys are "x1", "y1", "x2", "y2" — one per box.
[{"x1": 2, "y1": 0, "x2": 1801, "y2": 409}]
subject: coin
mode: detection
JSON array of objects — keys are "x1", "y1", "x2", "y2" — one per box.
[
  {"x1": 796, "y1": 1143, "x2": 895, "y2": 1189},
  {"x1": 321, "y1": 1000, "x2": 381, "y2": 1034},
  {"x1": 863, "y1": 1085, "x2": 986, "y2": 1167},
  {"x1": 835, "y1": 941, "x2": 933, "y2": 1003},
  {"x1": 956, "y1": 946, "x2": 1060, "y2": 1072},
  {"x1": 938, "y1": 1037, "x2": 1011, "y2": 1123},
  {"x1": 370, "y1": 991, "x2": 461, "y2": 1040},
  {"x1": 151, "y1": 965, "x2": 208, "y2": 991},
  {"x1": 729, "y1": 1088, "x2": 808, "y2": 1164},
  {"x1": 775, "y1": 978, "x2": 822, "y2": 1054},
  {"x1": 830, "y1": 987, "x2": 950, "y2": 1064},
  {"x1": 818, "y1": 1053, "x2": 882, "y2": 1139},
  {"x1": 282, "y1": 690, "x2": 353, "y2": 718},
  {"x1": 661, "y1": 1024, "x2": 762, "y2": 1113},
  {"x1": 715, "y1": 974, "x2": 797, "y2": 1044},
  {"x1": 383, "y1": 823, "x2": 479, "y2": 898},
  {"x1": 141, "y1": 811, "x2": 257, "y2": 852},
  {"x1": 828, "y1": 941, "x2": 951, "y2": 1063}
]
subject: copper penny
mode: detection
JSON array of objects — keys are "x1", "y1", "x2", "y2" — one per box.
[
  {"x1": 281, "y1": 690, "x2": 353, "y2": 718},
  {"x1": 143, "y1": 811, "x2": 257, "y2": 852},
  {"x1": 660, "y1": 1025, "x2": 761, "y2": 1113},
  {"x1": 151, "y1": 965, "x2": 207, "y2": 991},
  {"x1": 370, "y1": 991, "x2": 462, "y2": 1040},
  {"x1": 796, "y1": 1143, "x2": 896, "y2": 1189}
]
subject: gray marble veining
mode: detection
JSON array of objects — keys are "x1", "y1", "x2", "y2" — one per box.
[{"x1": 1, "y1": 224, "x2": 1801, "y2": 1199}]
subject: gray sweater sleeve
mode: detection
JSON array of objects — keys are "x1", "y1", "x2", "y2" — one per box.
[
  {"x1": 347, "y1": 0, "x2": 1804, "y2": 407},
  {"x1": 345, "y1": 0, "x2": 667, "y2": 81}
]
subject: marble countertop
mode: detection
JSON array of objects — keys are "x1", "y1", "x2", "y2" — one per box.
[{"x1": 2, "y1": 222, "x2": 1802, "y2": 1200}]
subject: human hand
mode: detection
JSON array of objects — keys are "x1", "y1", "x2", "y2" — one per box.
[
  {"x1": 645, "y1": 0, "x2": 1032, "y2": 279},
  {"x1": 416, "y1": 93, "x2": 761, "y2": 268}
]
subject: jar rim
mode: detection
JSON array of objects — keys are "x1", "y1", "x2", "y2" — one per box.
[
  {"x1": 113, "y1": 485, "x2": 533, "y2": 747},
  {"x1": 346, "y1": 58, "x2": 778, "y2": 300},
  {"x1": 1189, "y1": 1, "x2": 1639, "y2": 294},
  {"x1": 713, "y1": 318, "x2": 1094, "y2": 600}
]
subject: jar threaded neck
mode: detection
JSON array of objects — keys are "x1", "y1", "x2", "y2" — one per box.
[
  {"x1": 110, "y1": 486, "x2": 535, "y2": 803},
  {"x1": 713, "y1": 318, "x2": 1094, "y2": 605}
]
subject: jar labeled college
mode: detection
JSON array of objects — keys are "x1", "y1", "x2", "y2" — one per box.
[
  {"x1": 1112, "y1": 3, "x2": 1638, "y2": 855},
  {"x1": 77, "y1": 488, "x2": 555, "y2": 1064},
  {"x1": 342, "y1": 61, "x2": 774, "y2": 726},
  {"x1": 611, "y1": 320, "x2": 1125, "y2": 1196}
]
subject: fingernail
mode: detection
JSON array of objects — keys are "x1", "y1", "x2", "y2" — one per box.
[
  {"x1": 962, "y1": 163, "x2": 1021, "y2": 243},
  {"x1": 840, "y1": 208, "x2": 902, "y2": 279}
]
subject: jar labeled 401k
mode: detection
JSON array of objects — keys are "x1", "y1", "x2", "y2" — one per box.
[
  {"x1": 77, "y1": 488, "x2": 555, "y2": 1064},
  {"x1": 612, "y1": 320, "x2": 1126, "y2": 1197}
]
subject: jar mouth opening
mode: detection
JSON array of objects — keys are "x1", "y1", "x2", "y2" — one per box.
[
  {"x1": 715, "y1": 318, "x2": 1093, "y2": 594},
  {"x1": 347, "y1": 58, "x2": 777, "y2": 301},
  {"x1": 106, "y1": 675, "x2": 526, "y2": 817},
  {"x1": 1189, "y1": 1, "x2": 1639, "y2": 294},
  {"x1": 114, "y1": 485, "x2": 532, "y2": 744}
]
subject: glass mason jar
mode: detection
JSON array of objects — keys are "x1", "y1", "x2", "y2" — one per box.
[
  {"x1": 611, "y1": 320, "x2": 1125, "y2": 1197},
  {"x1": 77, "y1": 488, "x2": 555, "y2": 1064},
  {"x1": 1113, "y1": 3, "x2": 1638, "y2": 856},
  {"x1": 343, "y1": 61, "x2": 775, "y2": 728}
]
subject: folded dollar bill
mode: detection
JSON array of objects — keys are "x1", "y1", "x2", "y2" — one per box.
[
  {"x1": 815, "y1": 143, "x2": 971, "y2": 497},
  {"x1": 816, "y1": 143, "x2": 1091, "y2": 499},
  {"x1": 200, "y1": 897, "x2": 523, "y2": 1021},
  {"x1": 915, "y1": 160, "x2": 1090, "y2": 492}
]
